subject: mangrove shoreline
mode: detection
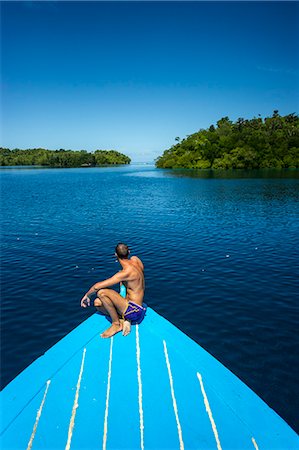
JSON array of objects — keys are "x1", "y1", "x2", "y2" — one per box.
[
  {"x1": 156, "y1": 112, "x2": 299, "y2": 170},
  {"x1": 0, "y1": 148, "x2": 131, "y2": 168}
]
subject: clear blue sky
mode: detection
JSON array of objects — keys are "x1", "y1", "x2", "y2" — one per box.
[{"x1": 1, "y1": 1, "x2": 298, "y2": 162}]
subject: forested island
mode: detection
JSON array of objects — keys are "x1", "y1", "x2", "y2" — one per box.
[
  {"x1": 156, "y1": 112, "x2": 299, "y2": 169},
  {"x1": 0, "y1": 148, "x2": 131, "y2": 167}
]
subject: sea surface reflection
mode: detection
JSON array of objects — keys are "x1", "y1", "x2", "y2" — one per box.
[{"x1": 1, "y1": 165, "x2": 298, "y2": 432}]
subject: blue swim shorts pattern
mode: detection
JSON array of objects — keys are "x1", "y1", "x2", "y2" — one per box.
[
  {"x1": 123, "y1": 301, "x2": 147, "y2": 324},
  {"x1": 96, "y1": 300, "x2": 147, "y2": 325}
]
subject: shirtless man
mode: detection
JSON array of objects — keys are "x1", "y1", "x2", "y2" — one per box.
[{"x1": 80, "y1": 243, "x2": 145, "y2": 338}]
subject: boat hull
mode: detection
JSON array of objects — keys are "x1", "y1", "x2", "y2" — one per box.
[{"x1": 1, "y1": 308, "x2": 298, "y2": 449}]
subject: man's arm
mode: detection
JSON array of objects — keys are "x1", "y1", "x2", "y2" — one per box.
[{"x1": 81, "y1": 270, "x2": 129, "y2": 307}]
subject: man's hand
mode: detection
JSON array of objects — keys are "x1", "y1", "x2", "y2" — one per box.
[
  {"x1": 81, "y1": 294, "x2": 90, "y2": 308},
  {"x1": 80, "y1": 271, "x2": 129, "y2": 309}
]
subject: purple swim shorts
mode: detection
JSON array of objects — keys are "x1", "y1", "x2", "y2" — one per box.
[
  {"x1": 96, "y1": 300, "x2": 147, "y2": 325},
  {"x1": 123, "y1": 301, "x2": 147, "y2": 324}
]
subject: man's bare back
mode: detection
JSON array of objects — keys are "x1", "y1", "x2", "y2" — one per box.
[
  {"x1": 122, "y1": 255, "x2": 145, "y2": 305},
  {"x1": 80, "y1": 244, "x2": 145, "y2": 338}
]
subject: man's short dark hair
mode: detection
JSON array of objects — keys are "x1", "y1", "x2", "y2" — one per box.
[{"x1": 115, "y1": 242, "x2": 129, "y2": 259}]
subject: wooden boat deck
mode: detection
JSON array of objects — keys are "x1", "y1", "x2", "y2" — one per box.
[{"x1": 1, "y1": 308, "x2": 298, "y2": 449}]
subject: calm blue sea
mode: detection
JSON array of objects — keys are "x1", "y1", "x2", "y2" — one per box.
[{"x1": 1, "y1": 165, "x2": 299, "y2": 432}]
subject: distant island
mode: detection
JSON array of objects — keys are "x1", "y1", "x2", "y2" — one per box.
[
  {"x1": 156, "y1": 111, "x2": 299, "y2": 169},
  {"x1": 0, "y1": 148, "x2": 131, "y2": 167}
]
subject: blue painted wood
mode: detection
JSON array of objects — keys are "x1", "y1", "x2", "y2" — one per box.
[
  {"x1": 1, "y1": 387, "x2": 47, "y2": 449},
  {"x1": 0, "y1": 314, "x2": 103, "y2": 435},
  {"x1": 70, "y1": 337, "x2": 111, "y2": 449},
  {"x1": 159, "y1": 336, "x2": 254, "y2": 449},
  {"x1": 107, "y1": 328, "x2": 140, "y2": 449},
  {"x1": 31, "y1": 349, "x2": 88, "y2": 449},
  {"x1": 1, "y1": 307, "x2": 298, "y2": 450},
  {"x1": 139, "y1": 323, "x2": 180, "y2": 449}
]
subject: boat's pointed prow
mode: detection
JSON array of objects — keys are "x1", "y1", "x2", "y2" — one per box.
[{"x1": 1, "y1": 308, "x2": 298, "y2": 449}]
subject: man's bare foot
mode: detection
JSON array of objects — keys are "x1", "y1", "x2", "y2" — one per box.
[
  {"x1": 122, "y1": 320, "x2": 131, "y2": 336},
  {"x1": 119, "y1": 319, "x2": 131, "y2": 336},
  {"x1": 100, "y1": 322, "x2": 123, "y2": 338}
]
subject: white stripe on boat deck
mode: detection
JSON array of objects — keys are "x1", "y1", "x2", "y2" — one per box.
[
  {"x1": 163, "y1": 340, "x2": 185, "y2": 450},
  {"x1": 102, "y1": 337, "x2": 113, "y2": 450},
  {"x1": 26, "y1": 380, "x2": 51, "y2": 450},
  {"x1": 136, "y1": 325, "x2": 144, "y2": 450},
  {"x1": 2, "y1": 309, "x2": 299, "y2": 450},
  {"x1": 65, "y1": 348, "x2": 86, "y2": 450},
  {"x1": 197, "y1": 372, "x2": 222, "y2": 450}
]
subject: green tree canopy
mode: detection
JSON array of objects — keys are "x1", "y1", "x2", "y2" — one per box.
[
  {"x1": 0, "y1": 148, "x2": 131, "y2": 167},
  {"x1": 156, "y1": 112, "x2": 299, "y2": 170}
]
